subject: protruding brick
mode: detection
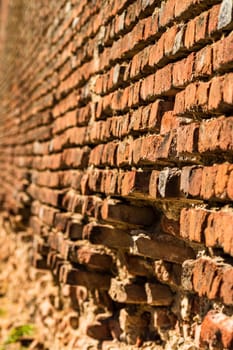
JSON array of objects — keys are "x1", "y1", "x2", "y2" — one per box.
[
  {"x1": 201, "y1": 311, "x2": 233, "y2": 349},
  {"x1": 83, "y1": 222, "x2": 132, "y2": 249},
  {"x1": 60, "y1": 265, "x2": 111, "y2": 290},
  {"x1": 145, "y1": 282, "x2": 173, "y2": 306},
  {"x1": 217, "y1": 0, "x2": 233, "y2": 29},
  {"x1": 132, "y1": 233, "x2": 195, "y2": 263},
  {"x1": 109, "y1": 279, "x2": 147, "y2": 304},
  {"x1": 101, "y1": 199, "x2": 156, "y2": 227}
]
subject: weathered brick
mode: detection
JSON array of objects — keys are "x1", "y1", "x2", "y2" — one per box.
[
  {"x1": 177, "y1": 123, "x2": 199, "y2": 154},
  {"x1": 200, "y1": 311, "x2": 233, "y2": 349},
  {"x1": 220, "y1": 268, "x2": 233, "y2": 304},
  {"x1": 120, "y1": 171, "x2": 151, "y2": 197},
  {"x1": 158, "y1": 167, "x2": 180, "y2": 198},
  {"x1": 180, "y1": 207, "x2": 207, "y2": 242},
  {"x1": 149, "y1": 170, "x2": 160, "y2": 198},
  {"x1": 101, "y1": 199, "x2": 156, "y2": 227},
  {"x1": 145, "y1": 283, "x2": 173, "y2": 306},
  {"x1": 173, "y1": 53, "x2": 195, "y2": 88},
  {"x1": 60, "y1": 265, "x2": 111, "y2": 290},
  {"x1": 217, "y1": 0, "x2": 233, "y2": 30},
  {"x1": 180, "y1": 166, "x2": 203, "y2": 198},
  {"x1": 109, "y1": 279, "x2": 147, "y2": 304},
  {"x1": 194, "y1": 11, "x2": 209, "y2": 43},
  {"x1": 195, "y1": 45, "x2": 212, "y2": 77},
  {"x1": 132, "y1": 234, "x2": 195, "y2": 263},
  {"x1": 83, "y1": 223, "x2": 133, "y2": 249},
  {"x1": 205, "y1": 210, "x2": 233, "y2": 255},
  {"x1": 199, "y1": 116, "x2": 233, "y2": 153},
  {"x1": 125, "y1": 254, "x2": 154, "y2": 277},
  {"x1": 68, "y1": 245, "x2": 113, "y2": 272},
  {"x1": 159, "y1": 0, "x2": 176, "y2": 27}
]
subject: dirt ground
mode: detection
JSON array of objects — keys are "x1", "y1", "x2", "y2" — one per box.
[{"x1": 0, "y1": 214, "x2": 57, "y2": 350}]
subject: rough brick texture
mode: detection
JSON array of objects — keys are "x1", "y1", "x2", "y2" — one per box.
[{"x1": 0, "y1": 0, "x2": 232, "y2": 349}]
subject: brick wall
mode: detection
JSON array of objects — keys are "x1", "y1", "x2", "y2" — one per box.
[{"x1": 0, "y1": 0, "x2": 232, "y2": 349}]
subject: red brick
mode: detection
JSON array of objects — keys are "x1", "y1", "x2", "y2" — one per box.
[
  {"x1": 180, "y1": 166, "x2": 203, "y2": 198},
  {"x1": 149, "y1": 170, "x2": 160, "y2": 198},
  {"x1": 145, "y1": 283, "x2": 173, "y2": 306},
  {"x1": 62, "y1": 147, "x2": 90, "y2": 169},
  {"x1": 120, "y1": 171, "x2": 150, "y2": 197},
  {"x1": 130, "y1": 108, "x2": 142, "y2": 132},
  {"x1": 174, "y1": 0, "x2": 194, "y2": 19},
  {"x1": 140, "y1": 74, "x2": 155, "y2": 101},
  {"x1": 180, "y1": 207, "x2": 207, "y2": 242},
  {"x1": 133, "y1": 234, "x2": 195, "y2": 263},
  {"x1": 101, "y1": 142, "x2": 118, "y2": 166},
  {"x1": 131, "y1": 137, "x2": 143, "y2": 165},
  {"x1": 184, "y1": 82, "x2": 198, "y2": 112},
  {"x1": 220, "y1": 268, "x2": 233, "y2": 305},
  {"x1": 220, "y1": 117, "x2": 233, "y2": 151},
  {"x1": 184, "y1": 19, "x2": 195, "y2": 49},
  {"x1": 154, "y1": 64, "x2": 173, "y2": 96},
  {"x1": 200, "y1": 166, "x2": 218, "y2": 200},
  {"x1": 83, "y1": 222, "x2": 132, "y2": 249},
  {"x1": 215, "y1": 163, "x2": 233, "y2": 199},
  {"x1": 130, "y1": 53, "x2": 142, "y2": 79},
  {"x1": 143, "y1": 13, "x2": 159, "y2": 40},
  {"x1": 102, "y1": 170, "x2": 118, "y2": 195},
  {"x1": 161, "y1": 215, "x2": 180, "y2": 237},
  {"x1": 86, "y1": 322, "x2": 111, "y2": 340},
  {"x1": 140, "y1": 104, "x2": 151, "y2": 131},
  {"x1": 208, "y1": 4, "x2": 221, "y2": 35},
  {"x1": 148, "y1": 36, "x2": 165, "y2": 67},
  {"x1": 60, "y1": 266, "x2": 110, "y2": 290},
  {"x1": 125, "y1": 254, "x2": 153, "y2": 277},
  {"x1": 195, "y1": 45, "x2": 212, "y2": 77},
  {"x1": 160, "y1": 111, "x2": 182, "y2": 135},
  {"x1": 173, "y1": 25, "x2": 186, "y2": 55},
  {"x1": 164, "y1": 26, "x2": 179, "y2": 57},
  {"x1": 201, "y1": 311, "x2": 233, "y2": 349},
  {"x1": 227, "y1": 169, "x2": 233, "y2": 199},
  {"x1": 208, "y1": 75, "x2": 224, "y2": 111},
  {"x1": 174, "y1": 90, "x2": 185, "y2": 115},
  {"x1": 196, "y1": 80, "x2": 210, "y2": 112},
  {"x1": 222, "y1": 72, "x2": 233, "y2": 105},
  {"x1": 198, "y1": 116, "x2": 225, "y2": 153},
  {"x1": 173, "y1": 53, "x2": 195, "y2": 88},
  {"x1": 109, "y1": 279, "x2": 147, "y2": 304},
  {"x1": 140, "y1": 46, "x2": 150, "y2": 74},
  {"x1": 213, "y1": 31, "x2": 233, "y2": 72},
  {"x1": 66, "y1": 219, "x2": 83, "y2": 240},
  {"x1": 205, "y1": 210, "x2": 233, "y2": 255},
  {"x1": 192, "y1": 258, "x2": 222, "y2": 299},
  {"x1": 53, "y1": 110, "x2": 77, "y2": 134},
  {"x1": 149, "y1": 100, "x2": 173, "y2": 131},
  {"x1": 101, "y1": 199, "x2": 156, "y2": 227},
  {"x1": 129, "y1": 81, "x2": 141, "y2": 107},
  {"x1": 177, "y1": 123, "x2": 199, "y2": 154},
  {"x1": 159, "y1": 0, "x2": 176, "y2": 27},
  {"x1": 194, "y1": 11, "x2": 209, "y2": 43},
  {"x1": 158, "y1": 168, "x2": 180, "y2": 198},
  {"x1": 140, "y1": 133, "x2": 172, "y2": 164},
  {"x1": 39, "y1": 205, "x2": 58, "y2": 226},
  {"x1": 70, "y1": 245, "x2": 113, "y2": 272},
  {"x1": 116, "y1": 140, "x2": 131, "y2": 167}
]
